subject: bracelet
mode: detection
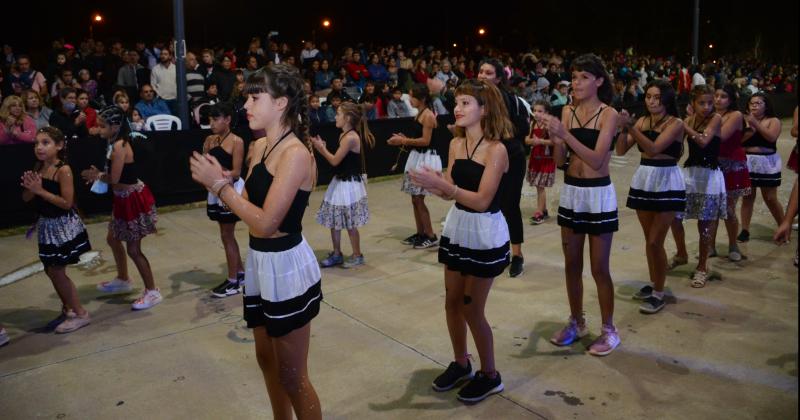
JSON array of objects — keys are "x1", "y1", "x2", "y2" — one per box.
[
  {"x1": 211, "y1": 178, "x2": 232, "y2": 196},
  {"x1": 446, "y1": 184, "x2": 459, "y2": 200},
  {"x1": 216, "y1": 182, "x2": 231, "y2": 197}
]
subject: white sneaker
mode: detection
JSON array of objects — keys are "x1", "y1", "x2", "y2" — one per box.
[
  {"x1": 97, "y1": 278, "x2": 134, "y2": 293},
  {"x1": 0, "y1": 328, "x2": 9, "y2": 347},
  {"x1": 131, "y1": 289, "x2": 163, "y2": 310}
]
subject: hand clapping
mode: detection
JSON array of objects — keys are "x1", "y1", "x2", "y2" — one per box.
[
  {"x1": 189, "y1": 152, "x2": 226, "y2": 192},
  {"x1": 20, "y1": 171, "x2": 44, "y2": 194}
]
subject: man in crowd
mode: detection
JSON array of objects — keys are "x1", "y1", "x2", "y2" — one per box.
[
  {"x1": 8, "y1": 55, "x2": 47, "y2": 97},
  {"x1": 185, "y1": 52, "x2": 206, "y2": 105},
  {"x1": 135, "y1": 83, "x2": 171, "y2": 119},
  {"x1": 326, "y1": 78, "x2": 354, "y2": 103},
  {"x1": 151, "y1": 49, "x2": 178, "y2": 115},
  {"x1": 117, "y1": 50, "x2": 144, "y2": 101}
]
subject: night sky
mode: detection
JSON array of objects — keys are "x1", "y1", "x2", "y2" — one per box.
[{"x1": 4, "y1": 1, "x2": 797, "y2": 60}]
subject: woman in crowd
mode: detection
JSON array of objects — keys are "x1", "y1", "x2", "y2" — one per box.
[
  {"x1": 540, "y1": 53, "x2": 621, "y2": 356},
  {"x1": 202, "y1": 103, "x2": 246, "y2": 298},
  {"x1": 616, "y1": 79, "x2": 685, "y2": 313},
  {"x1": 478, "y1": 59, "x2": 529, "y2": 277},
  {"x1": 314, "y1": 59, "x2": 335, "y2": 97},
  {"x1": 738, "y1": 92, "x2": 784, "y2": 242},
  {"x1": 312, "y1": 102, "x2": 374, "y2": 268},
  {"x1": 410, "y1": 79, "x2": 512, "y2": 403},
  {"x1": 76, "y1": 89, "x2": 99, "y2": 136},
  {"x1": 22, "y1": 90, "x2": 52, "y2": 131},
  {"x1": 21, "y1": 127, "x2": 92, "y2": 333},
  {"x1": 681, "y1": 85, "x2": 726, "y2": 287},
  {"x1": 190, "y1": 64, "x2": 322, "y2": 420},
  {"x1": 709, "y1": 84, "x2": 750, "y2": 261},
  {"x1": 387, "y1": 83, "x2": 440, "y2": 249},
  {"x1": 48, "y1": 88, "x2": 89, "y2": 140},
  {"x1": 80, "y1": 106, "x2": 161, "y2": 310},
  {"x1": 0, "y1": 95, "x2": 36, "y2": 145},
  {"x1": 413, "y1": 59, "x2": 429, "y2": 83},
  {"x1": 78, "y1": 69, "x2": 98, "y2": 100},
  {"x1": 525, "y1": 100, "x2": 556, "y2": 225}
]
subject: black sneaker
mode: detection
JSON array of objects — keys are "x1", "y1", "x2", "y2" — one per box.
[
  {"x1": 457, "y1": 371, "x2": 504, "y2": 403},
  {"x1": 211, "y1": 278, "x2": 242, "y2": 298},
  {"x1": 509, "y1": 256, "x2": 524, "y2": 277},
  {"x1": 432, "y1": 360, "x2": 473, "y2": 392},
  {"x1": 633, "y1": 285, "x2": 653, "y2": 300},
  {"x1": 737, "y1": 230, "x2": 750, "y2": 243},
  {"x1": 414, "y1": 235, "x2": 439, "y2": 249},
  {"x1": 402, "y1": 233, "x2": 421, "y2": 245},
  {"x1": 639, "y1": 295, "x2": 666, "y2": 314}
]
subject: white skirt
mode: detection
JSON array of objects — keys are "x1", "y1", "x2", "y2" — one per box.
[
  {"x1": 626, "y1": 160, "x2": 686, "y2": 212},
  {"x1": 207, "y1": 178, "x2": 245, "y2": 223},
  {"x1": 439, "y1": 205, "x2": 510, "y2": 278},
  {"x1": 682, "y1": 166, "x2": 727, "y2": 220},
  {"x1": 402, "y1": 149, "x2": 442, "y2": 195},
  {"x1": 557, "y1": 176, "x2": 618, "y2": 235},
  {"x1": 746, "y1": 153, "x2": 782, "y2": 187},
  {"x1": 243, "y1": 234, "x2": 322, "y2": 337},
  {"x1": 316, "y1": 175, "x2": 369, "y2": 230}
]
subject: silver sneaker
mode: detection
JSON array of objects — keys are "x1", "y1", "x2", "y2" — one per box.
[{"x1": 342, "y1": 255, "x2": 365, "y2": 268}]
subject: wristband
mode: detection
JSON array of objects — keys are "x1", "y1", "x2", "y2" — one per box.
[
  {"x1": 211, "y1": 178, "x2": 232, "y2": 196},
  {"x1": 216, "y1": 182, "x2": 231, "y2": 197},
  {"x1": 446, "y1": 184, "x2": 459, "y2": 200}
]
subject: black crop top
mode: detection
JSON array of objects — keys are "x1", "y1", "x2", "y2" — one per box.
[
  {"x1": 567, "y1": 106, "x2": 615, "y2": 152},
  {"x1": 244, "y1": 132, "x2": 310, "y2": 234},
  {"x1": 36, "y1": 166, "x2": 70, "y2": 218},
  {"x1": 741, "y1": 130, "x2": 777, "y2": 151},
  {"x1": 451, "y1": 137, "x2": 503, "y2": 213},
  {"x1": 207, "y1": 132, "x2": 235, "y2": 170},
  {"x1": 333, "y1": 130, "x2": 363, "y2": 181},
  {"x1": 639, "y1": 130, "x2": 683, "y2": 160},
  {"x1": 118, "y1": 161, "x2": 139, "y2": 184},
  {"x1": 685, "y1": 135, "x2": 720, "y2": 169},
  {"x1": 409, "y1": 109, "x2": 437, "y2": 153}
]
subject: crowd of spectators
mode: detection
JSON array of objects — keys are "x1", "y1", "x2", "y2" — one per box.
[{"x1": 0, "y1": 36, "x2": 796, "y2": 145}]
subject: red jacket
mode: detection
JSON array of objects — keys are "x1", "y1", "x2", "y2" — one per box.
[{"x1": 345, "y1": 62, "x2": 369, "y2": 81}]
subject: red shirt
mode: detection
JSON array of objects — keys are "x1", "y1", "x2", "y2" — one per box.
[{"x1": 83, "y1": 107, "x2": 98, "y2": 128}]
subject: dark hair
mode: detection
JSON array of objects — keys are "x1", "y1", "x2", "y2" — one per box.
[
  {"x1": 410, "y1": 83, "x2": 432, "y2": 109},
  {"x1": 98, "y1": 105, "x2": 131, "y2": 145},
  {"x1": 716, "y1": 83, "x2": 739, "y2": 112},
  {"x1": 59, "y1": 87, "x2": 76, "y2": 99},
  {"x1": 208, "y1": 102, "x2": 234, "y2": 119},
  {"x1": 479, "y1": 58, "x2": 508, "y2": 90},
  {"x1": 34, "y1": 127, "x2": 68, "y2": 171},
  {"x1": 690, "y1": 84, "x2": 714, "y2": 103},
  {"x1": 338, "y1": 102, "x2": 376, "y2": 173},
  {"x1": 644, "y1": 79, "x2": 679, "y2": 117},
  {"x1": 749, "y1": 92, "x2": 775, "y2": 118},
  {"x1": 244, "y1": 64, "x2": 310, "y2": 147},
  {"x1": 533, "y1": 99, "x2": 551, "y2": 113},
  {"x1": 570, "y1": 54, "x2": 614, "y2": 105}
]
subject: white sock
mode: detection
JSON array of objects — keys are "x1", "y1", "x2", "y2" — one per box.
[{"x1": 652, "y1": 290, "x2": 665, "y2": 300}]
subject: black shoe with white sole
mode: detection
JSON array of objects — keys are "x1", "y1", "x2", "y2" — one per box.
[
  {"x1": 509, "y1": 256, "x2": 524, "y2": 277},
  {"x1": 639, "y1": 296, "x2": 666, "y2": 314},
  {"x1": 457, "y1": 371, "x2": 504, "y2": 403},
  {"x1": 432, "y1": 360, "x2": 473, "y2": 392},
  {"x1": 211, "y1": 277, "x2": 242, "y2": 298}
]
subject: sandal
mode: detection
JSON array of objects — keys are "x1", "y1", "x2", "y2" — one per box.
[
  {"x1": 668, "y1": 255, "x2": 688, "y2": 270},
  {"x1": 690, "y1": 270, "x2": 708, "y2": 288}
]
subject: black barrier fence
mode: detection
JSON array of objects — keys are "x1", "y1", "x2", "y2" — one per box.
[
  {"x1": 2, "y1": 92, "x2": 796, "y2": 229},
  {"x1": 0, "y1": 116, "x2": 455, "y2": 229}
]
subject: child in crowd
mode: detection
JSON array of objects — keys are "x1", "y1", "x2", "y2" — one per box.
[{"x1": 525, "y1": 100, "x2": 556, "y2": 224}]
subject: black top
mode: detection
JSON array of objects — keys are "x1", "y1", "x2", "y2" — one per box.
[
  {"x1": 451, "y1": 136, "x2": 503, "y2": 213},
  {"x1": 49, "y1": 109, "x2": 89, "y2": 140},
  {"x1": 333, "y1": 129, "x2": 363, "y2": 181},
  {"x1": 500, "y1": 89, "x2": 528, "y2": 160},
  {"x1": 741, "y1": 129, "x2": 777, "y2": 151},
  {"x1": 36, "y1": 164, "x2": 70, "y2": 218},
  {"x1": 409, "y1": 110, "x2": 437, "y2": 153},
  {"x1": 245, "y1": 132, "x2": 310, "y2": 234},
  {"x1": 639, "y1": 130, "x2": 683, "y2": 160},
  {"x1": 685, "y1": 135, "x2": 720, "y2": 169},
  {"x1": 567, "y1": 106, "x2": 615, "y2": 152},
  {"x1": 118, "y1": 161, "x2": 139, "y2": 184},
  {"x1": 207, "y1": 131, "x2": 235, "y2": 170}
]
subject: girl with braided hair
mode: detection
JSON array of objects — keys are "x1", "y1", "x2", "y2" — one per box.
[
  {"x1": 312, "y1": 101, "x2": 374, "y2": 268},
  {"x1": 81, "y1": 105, "x2": 161, "y2": 310},
  {"x1": 190, "y1": 64, "x2": 322, "y2": 420}
]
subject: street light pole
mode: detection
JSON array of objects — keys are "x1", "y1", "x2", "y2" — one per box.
[
  {"x1": 692, "y1": 0, "x2": 700, "y2": 65},
  {"x1": 172, "y1": 0, "x2": 189, "y2": 129}
]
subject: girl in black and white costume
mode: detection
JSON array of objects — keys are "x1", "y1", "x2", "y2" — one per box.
[
  {"x1": 387, "y1": 84, "x2": 441, "y2": 249},
  {"x1": 410, "y1": 79, "x2": 512, "y2": 404},
  {"x1": 202, "y1": 103, "x2": 246, "y2": 298},
  {"x1": 312, "y1": 101, "x2": 375, "y2": 268},
  {"x1": 738, "y1": 92, "x2": 784, "y2": 243},
  {"x1": 616, "y1": 80, "x2": 685, "y2": 314},
  {"x1": 191, "y1": 65, "x2": 322, "y2": 420}
]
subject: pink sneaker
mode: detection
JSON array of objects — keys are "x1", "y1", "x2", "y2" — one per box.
[
  {"x1": 55, "y1": 312, "x2": 91, "y2": 334},
  {"x1": 550, "y1": 316, "x2": 588, "y2": 346},
  {"x1": 588, "y1": 324, "x2": 620, "y2": 356},
  {"x1": 131, "y1": 289, "x2": 163, "y2": 310}
]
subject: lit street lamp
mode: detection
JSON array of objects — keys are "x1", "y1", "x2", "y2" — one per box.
[
  {"x1": 478, "y1": 28, "x2": 486, "y2": 36},
  {"x1": 90, "y1": 13, "x2": 104, "y2": 39}
]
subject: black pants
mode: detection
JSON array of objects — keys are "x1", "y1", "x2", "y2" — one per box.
[{"x1": 501, "y1": 150, "x2": 526, "y2": 245}]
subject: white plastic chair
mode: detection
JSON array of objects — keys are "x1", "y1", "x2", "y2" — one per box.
[
  {"x1": 145, "y1": 114, "x2": 182, "y2": 131},
  {"x1": 192, "y1": 103, "x2": 211, "y2": 129}
]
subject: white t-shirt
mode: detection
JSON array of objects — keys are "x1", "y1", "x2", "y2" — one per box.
[{"x1": 692, "y1": 72, "x2": 706, "y2": 88}]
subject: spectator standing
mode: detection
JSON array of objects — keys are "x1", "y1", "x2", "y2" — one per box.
[
  {"x1": 117, "y1": 50, "x2": 144, "y2": 101},
  {"x1": 76, "y1": 90, "x2": 99, "y2": 136},
  {"x1": 216, "y1": 55, "x2": 237, "y2": 102},
  {"x1": 0, "y1": 95, "x2": 36, "y2": 145},
  {"x1": 49, "y1": 87, "x2": 89, "y2": 139},
  {"x1": 9, "y1": 55, "x2": 47, "y2": 97},
  {"x1": 300, "y1": 41, "x2": 319, "y2": 67},
  {"x1": 23, "y1": 90, "x2": 53, "y2": 130},
  {"x1": 134, "y1": 84, "x2": 171, "y2": 119},
  {"x1": 185, "y1": 52, "x2": 205, "y2": 105},
  {"x1": 151, "y1": 49, "x2": 178, "y2": 115}
]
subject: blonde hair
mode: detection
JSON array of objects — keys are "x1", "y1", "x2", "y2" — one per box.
[
  {"x1": 21, "y1": 90, "x2": 42, "y2": 111},
  {"x1": 0, "y1": 95, "x2": 24, "y2": 121},
  {"x1": 452, "y1": 79, "x2": 514, "y2": 140}
]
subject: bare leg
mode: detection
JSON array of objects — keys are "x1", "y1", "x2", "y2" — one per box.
[
  {"x1": 536, "y1": 187, "x2": 547, "y2": 214},
  {"x1": 670, "y1": 218, "x2": 689, "y2": 260},
  {"x1": 411, "y1": 196, "x2": 424, "y2": 235},
  {"x1": 125, "y1": 239, "x2": 156, "y2": 290},
  {"x1": 254, "y1": 327, "x2": 293, "y2": 420},
  {"x1": 762, "y1": 187, "x2": 786, "y2": 226},
  {"x1": 346, "y1": 228, "x2": 361, "y2": 256},
  {"x1": 645, "y1": 212, "x2": 674, "y2": 292},
  {"x1": 740, "y1": 190, "x2": 756, "y2": 232},
  {"x1": 106, "y1": 230, "x2": 129, "y2": 280},
  {"x1": 588, "y1": 233, "x2": 615, "y2": 326},
  {"x1": 462, "y1": 275, "x2": 496, "y2": 373},
  {"x1": 723, "y1": 196, "x2": 741, "y2": 248},
  {"x1": 561, "y1": 228, "x2": 586, "y2": 322},
  {"x1": 272, "y1": 324, "x2": 322, "y2": 420},
  {"x1": 219, "y1": 222, "x2": 243, "y2": 278},
  {"x1": 636, "y1": 211, "x2": 658, "y2": 286},
  {"x1": 45, "y1": 266, "x2": 86, "y2": 316},
  {"x1": 413, "y1": 195, "x2": 435, "y2": 237},
  {"x1": 697, "y1": 220, "x2": 718, "y2": 272},
  {"x1": 444, "y1": 268, "x2": 469, "y2": 365},
  {"x1": 329, "y1": 229, "x2": 342, "y2": 256}
]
